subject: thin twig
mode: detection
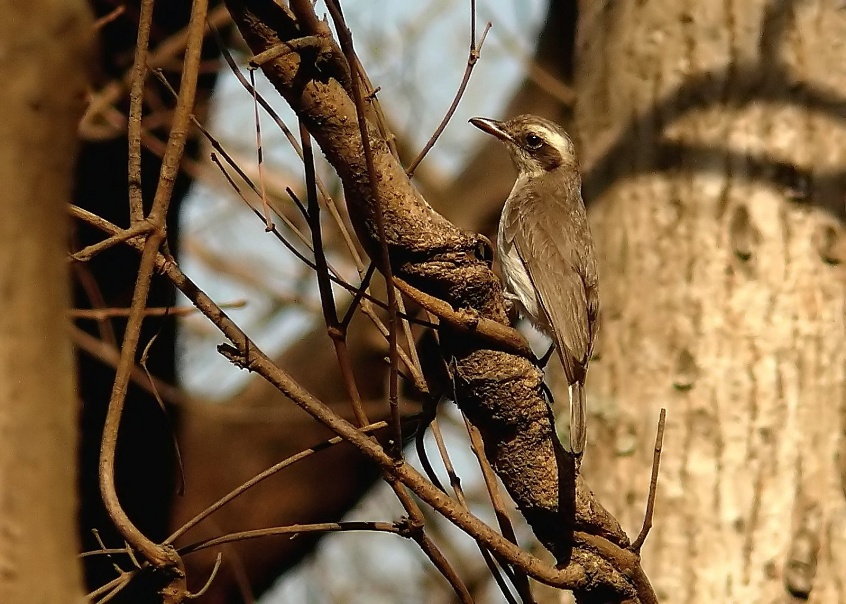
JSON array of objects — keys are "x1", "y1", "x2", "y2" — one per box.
[
  {"x1": 209, "y1": 24, "x2": 365, "y2": 271},
  {"x1": 415, "y1": 400, "x2": 447, "y2": 492},
  {"x1": 68, "y1": 203, "x2": 430, "y2": 331},
  {"x1": 91, "y1": 529, "x2": 124, "y2": 574},
  {"x1": 179, "y1": 521, "x2": 401, "y2": 555},
  {"x1": 165, "y1": 418, "x2": 391, "y2": 545},
  {"x1": 394, "y1": 292, "x2": 426, "y2": 393},
  {"x1": 86, "y1": 573, "x2": 134, "y2": 602},
  {"x1": 70, "y1": 300, "x2": 246, "y2": 319},
  {"x1": 298, "y1": 123, "x2": 370, "y2": 427},
  {"x1": 186, "y1": 553, "x2": 223, "y2": 598},
  {"x1": 340, "y1": 262, "x2": 375, "y2": 329},
  {"x1": 81, "y1": 6, "x2": 231, "y2": 138},
  {"x1": 631, "y1": 408, "x2": 667, "y2": 553},
  {"x1": 465, "y1": 417, "x2": 536, "y2": 603},
  {"x1": 325, "y1": 0, "x2": 402, "y2": 456},
  {"x1": 358, "y1": 300, "x2": 429, "y2": 394},
  {"x1": 431, "y1": 419, "x2": 519, "y2": 604},
  {"x1": 139, "y1": 316, "x2": 186, "y2": 496},
  {"x1": 126, "y1": 0, "x2": 154, "y2": 223},
  {"x1": 98, "y1": 0, "x2": 209, "y2": 572},
  {"x1": 93, "y1": 573, "x2": 134, "y2": 604},
  {"x1": 406, "y1": 1, "x2": 492, "y2": 176},
  {"x1": 249, "y1": 68, "x2": 274, "y2": 230},
  {"x1": 394, "y1": 277, "x2": 533, "y2": 358},
  {"x1": 386, "y1": 475, "x2": 474, "y2": 604},
  {"x1": 152, "y1": 69, "x2": 317, "y2": 257},
  {"x1": 72, "y1": 262, "x2": 119, "y2": 348},
  {"x1": 299, "y1": 127, "x2": 338, "y2": 328},
  {"x1": 71, "y1": 326, "x2": 198, "y2": 409},
  {"x1": 92, "y1": 5, "x2": 125, "y2": 31},
  {"x1": 71, "y1": 222, "x2": 152, "y2": 262}
]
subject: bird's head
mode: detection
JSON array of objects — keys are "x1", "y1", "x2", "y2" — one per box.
[{"x1": 469, "y1": 114, "x2": 578, "y2": 177}]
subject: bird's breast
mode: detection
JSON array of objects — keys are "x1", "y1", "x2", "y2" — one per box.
[{"x1": 497, "y1": 221, "x2": 548, "y2": 334}]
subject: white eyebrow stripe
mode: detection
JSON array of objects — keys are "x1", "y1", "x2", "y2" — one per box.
[{"x1": 534, "y1": 125, "x2": 572, "y2": 153}]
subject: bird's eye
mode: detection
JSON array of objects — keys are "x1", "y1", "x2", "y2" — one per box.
[{"x1": 525, "y1": 133, "x2": 543, "y2": 149}]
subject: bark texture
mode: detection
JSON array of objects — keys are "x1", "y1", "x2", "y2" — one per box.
[
  {"x1": 576, "y1": 1, "x2": 846, "y2": 601},
  {"x1": 0, "y1": 1, "x2": 93, "y2": 602}
]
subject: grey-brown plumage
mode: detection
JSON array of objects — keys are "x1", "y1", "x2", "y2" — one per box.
[{"x1": 469, "y1": 114, "x2": 598, "y2": 455}]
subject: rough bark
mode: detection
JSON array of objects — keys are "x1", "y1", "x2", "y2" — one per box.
[
  {"x1": 0, "y1": 1, "x2": 93, "y2": 602},
  {"x1": 576, "y1": 0, "x2": 846, "y2": 601}
]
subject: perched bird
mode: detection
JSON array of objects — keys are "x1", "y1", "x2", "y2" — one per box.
[{"x1": 469, "y1": 114, "x2": 598, "y2": 456}]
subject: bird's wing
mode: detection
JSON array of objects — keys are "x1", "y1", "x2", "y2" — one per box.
[{"x1": 503, "y1": 191, "x2": 596, "y2": 385}]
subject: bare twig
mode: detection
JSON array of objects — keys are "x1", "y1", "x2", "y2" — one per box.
[
  {"x1": 138, "y1": 317, "x2": 186, "y2": 496},
  {"x1": 298, "y1": 122, "x2": 370, "y2": 427},
  {"x1": 631, "y1": 408, "x2": 667, "y2": 553},
  {"x1": 127, "y1": 0, "x2": 154, "y2": 223},
  {"x1": 86, "y1": 573, "x2": 134, "y2": 602},
  {"x1": 325, "y1": 0, "x2": 402, "y2": 457},
  {"x1": 71, "y1": 326, "x2": 198, "y2": 409},
  {"x1": 465, "y1": 417, "x2": 536, "y2": 603},
  {"x1": 209, "y1": 24, "x2": 365, "y2": 271},
  {"x1": 165, "y1": 419, "x2": 392, "y2": 545},
  {"x1": 386, "y1": 476, "x2": 474, "y2": 604},
  {"x1": 249, "y1": 68, "x2": 274, "y2": 230},
  {"x1": 152, "y1": 69, "x2": 317, "y2": 258},
  {"x1": 92, "y1": 5, "x2": 126, "y2": 31},
  {"x1": 71, "y1": 221, "x2": 152, "y2": 262},
  {"x1": 80, "y1": 5, "x2": 231, "y2": 138},
  {"x1": 415, "y1": 400, "x2": 447, "y2": 492},
  {"x1": 179, "y1": 521, "x2": 401, "y2": 555},
  {"x1": 406, "y1": 2, "x2": 492, "y2": 176},
  {"x1": 340, "y1": 262, "x2": 375, "y2": 328},
  {"x1": 70, "y1": 300, "x2": 246, "y2": 319},
  {"x1": 98, "y1": 0, "x2": 209, "y2": 576},
  {"x1": 93, "y1": 573, "x2": 134, "y2": 604},
  {"x1": 357, "y1": 300, "x2": 429, "y2": 394},
  {"x1": 431, "y1": 419, "x2": 519, "y2": 604},
  {"x1": 186, "y1": 553, "x2": 223, "y2": 599},
  {"x1": 72, "y1": 262, "x2": 119, "y2": 348}
]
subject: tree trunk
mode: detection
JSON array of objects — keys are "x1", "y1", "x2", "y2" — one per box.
[
  {"x1": 576, "y1": 0, "x2": 846, "y2": 601},
  {"x1": 0, "y1": 1, "x2": 93, "y2": 602}
]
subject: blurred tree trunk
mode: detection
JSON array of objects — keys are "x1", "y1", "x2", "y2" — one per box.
[
  {"x1": 0, "y1": 1, "x2": 93, "y2": 602},
  {"x1": 575, "y1": 1, "x2": 846, "y2": 601}
]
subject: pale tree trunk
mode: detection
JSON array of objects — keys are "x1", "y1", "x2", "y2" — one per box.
[
  {"x1": 575, "y1": 0, "x2": 846, "y2": 602},
  {"x1": 0, "y1": 1, "x2": 93, "y2": 602}
]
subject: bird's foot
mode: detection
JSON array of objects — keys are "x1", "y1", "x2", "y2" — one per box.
[
  {"x1": 540, "y1": 382, "x2": 555, "y2": 406},
  {"x1": 536, "y1": 344, "x2": 555, "y2": 369}
]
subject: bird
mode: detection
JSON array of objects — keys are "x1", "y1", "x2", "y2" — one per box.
[{"x1": 469, "y1": 114, "x2": 598, "y2": 456}]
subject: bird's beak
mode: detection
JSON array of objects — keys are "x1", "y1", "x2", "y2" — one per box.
[{"x1": 469, "y1": 117, "x2": 512, "y2": 143}]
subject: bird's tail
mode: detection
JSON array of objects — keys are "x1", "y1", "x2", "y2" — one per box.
[{"x1": 568, "y1": 382, "x2": 587, "y2": 455}]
